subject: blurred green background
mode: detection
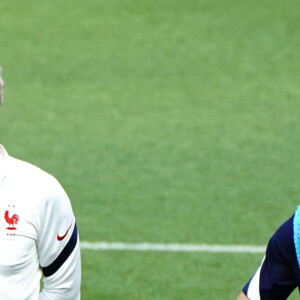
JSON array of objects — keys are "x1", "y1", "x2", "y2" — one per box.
[{"x1": 1, "y1": 1, "x2": 300, "y2": 299}]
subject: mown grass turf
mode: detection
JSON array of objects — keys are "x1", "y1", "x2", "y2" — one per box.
[
  {"x1": 1, "y1": 0, "x2": 300, "y2": 299},
  {"x1": 81, "y1": 250, "x2": 260, "y2": 300},
  {"x1": 81, "y1": 250, "x2": 300, "y2": 299}
]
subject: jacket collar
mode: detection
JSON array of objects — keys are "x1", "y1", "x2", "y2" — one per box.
[
  {"x1": 0, "y1": 144, "x2": 8, "y2": 161},
  {"x1": 0, "y1": 145, "x2": 8, "y2": 183}
]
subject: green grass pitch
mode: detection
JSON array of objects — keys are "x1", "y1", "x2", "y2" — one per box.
[{"x1": 1, "y1": 0, "x2": 300, "y2": 299}]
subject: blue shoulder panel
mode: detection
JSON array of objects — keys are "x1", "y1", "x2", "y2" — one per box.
[{"x1": 293, "y1": 206, "x2": 300, "y2": 269}]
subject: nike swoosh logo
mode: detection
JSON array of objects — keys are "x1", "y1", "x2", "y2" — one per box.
[{"x1": 57, "y1": 224, "x2": 72, "y2": 241}]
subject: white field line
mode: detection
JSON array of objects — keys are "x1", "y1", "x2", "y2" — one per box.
[{"x1": 80, "y1": 242, "x2": 266, "y2": 254}]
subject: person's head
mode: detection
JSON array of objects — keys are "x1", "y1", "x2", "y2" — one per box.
[{"x1": 0, "y1": 66, "x2": 4, "y2": 106}]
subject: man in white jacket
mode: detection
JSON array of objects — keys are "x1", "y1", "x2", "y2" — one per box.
[{"x1": 0, "y1": 67, "x2": 81, "y2": 299}]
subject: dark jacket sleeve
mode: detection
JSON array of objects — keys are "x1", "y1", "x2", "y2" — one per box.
[{"x1": 243, "y1": 216, "x2": 298, "y2": 300}]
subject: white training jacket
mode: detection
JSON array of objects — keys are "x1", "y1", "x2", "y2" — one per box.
[{"x1": 0, "y1": 145, "x2": 81, "y2": 299}]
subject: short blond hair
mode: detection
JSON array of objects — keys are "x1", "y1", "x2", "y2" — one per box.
[{"x1": 0, "y1": 66, "x2": 4, "y2": 106}]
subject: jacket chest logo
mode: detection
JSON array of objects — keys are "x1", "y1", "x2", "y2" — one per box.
[{"x1": 4, "y1": 205, "x2": 19, "y2": 231}]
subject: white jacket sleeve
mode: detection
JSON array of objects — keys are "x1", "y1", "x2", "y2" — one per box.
[{"x1": 37, "y1": 177, "x2": 81, "y2": 300}]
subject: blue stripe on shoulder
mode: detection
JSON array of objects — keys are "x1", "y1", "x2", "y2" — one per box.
[
  {"x1": 293, "y1": 206, "x2": 300, "y2": 269},
  {"x1": 42, "y1": 223, "x2": 78, "y2": 277}
]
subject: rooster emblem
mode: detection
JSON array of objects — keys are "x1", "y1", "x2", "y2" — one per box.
[{"x1": 4, "y1": 210, "x2": 19, "y2": 230}]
